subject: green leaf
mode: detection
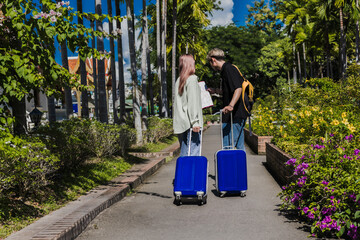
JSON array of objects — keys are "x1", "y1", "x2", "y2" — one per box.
[
  {"x1": 45, "y1": 26, "x2": 56, "y2": 38},
  {"x1": 355, "y1": 211, "x2": 360, "y2": 219},
  {"x1": 337, "y1": 227, "x2": 345, "y2": 237}
]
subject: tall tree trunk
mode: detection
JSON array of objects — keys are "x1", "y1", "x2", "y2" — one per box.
[
  {"x1": 42, "y1": 3, "x2": 56, "y2": 124},
  {"x1": 297, "y1": 50, "x2": 302, "y2": 84},
  {"x1": 60, "y1": 41, "x2": 72, "y2": 119},
  {"x1": 145, "y1": 1, "x2": 153, "y2": 116},
  {"x1": 96, "y1": 0, "x2": 108, "y2": 123},
  {"x1": 91, "y1": 19, "x2": 99, "y2": 120},
  {"x1": 357, "y1": 0, "x2": 359, "y2": 63},
  {"x1": 161, "y1": 0, "x2": 168, "y2": 117},
  {"x1": 293, "y1": 41, "x2": 297, "y2": 84},
  {"x1": 302, "y1": 42, "x2": 307, "y2": 81},
  {"x1": 11, "y1": 97, "x2": 27, "y2": 135},
  {"x1": 115, "y1": 0, "x2": 126, "y2": 123},
  {"x1": 287, "y1": 70, "x2": 291, "y2": 91},
  {"x1": 47, "y1": 95, "x2": 56, "y2": 123},
  {"x1": 107, "y1": 0, "x2": 118, "y2": 124},
  {"x1": 58, "y1": 0, "x2": 72, "y2": 119},
  {"x1": 330, "y1": 59, "x2": 334, "y2": 79},
  {"x1": 126, "y1": 0, "x2": 142, "y2": 143},
  {"x1": 325, "y1": 27, "x2": 331, "y2": 78},
  {"x1": 156, "y1": 0, "x2": 162, "y2": 116},
  {"x1": 172, "y1": 0, "x2": 177, "y2": 114},
  {"x1": 141, "y1": 0, "x2": 148, "y2": 131},
  {"x1": 310, "y1": 56, "x2": 314, "y2": 78},
  {"x1": 78, "y1": 0, "x2": 89, "y2": 119},
  {"x1": 340, "y1": 7, "x2": 346, "y2": 78}
]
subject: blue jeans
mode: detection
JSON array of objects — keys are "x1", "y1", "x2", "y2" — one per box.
[
  {"x1": 178, "y1": 129, "x2": 202, "y2": 156},
  {"x1": 222, "y1": 119, "x2": 246, "y2": 151}
]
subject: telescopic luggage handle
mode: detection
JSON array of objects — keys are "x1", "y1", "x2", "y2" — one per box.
[
  {"x1": 220, "y1": 110, "x2": 234, "y2": 150},
  {"x1": 188, "y1": 128, "x2": 203, "y2": 156}
]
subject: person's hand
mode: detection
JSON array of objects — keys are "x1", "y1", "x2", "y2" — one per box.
[
  {"x1": 192, "y1": 126, "x2": 201, "y2": 132},
  {"x1": 207, "y1": 87, "x2": 215, "y2": 94},
  {"x1": 223, "y1": 105, "x2": 234, "y2": 114}
]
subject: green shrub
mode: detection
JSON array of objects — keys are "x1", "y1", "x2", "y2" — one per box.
[
  {"x1": 145, "y1": 117, "x2": 173, "y2": 143},
  {"x1": 248, "y1": 100, "x2": 276, "y2": 136},
  {"x1": 35, "y1": 119, "x2": 136, "y2": 168},
  {"x1": 0, "y1": 131, "x2": 59, "y2": 200},
  {"x1": 34, "y1": 118, "x2": 92, "y2": 169},
  {"x1": 88, "y1": 122, "x2": 136, "y2": 158},
  {"x1": 279, "y1": 134, "x2": 360, "y2": 239},
  {"x1": 203, "y1": 114, "x2": 220, "y2": 124}
]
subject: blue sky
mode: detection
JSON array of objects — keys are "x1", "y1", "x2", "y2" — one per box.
[{"x1": 55, "y1": 0, "x2": 256, "y2": 81}]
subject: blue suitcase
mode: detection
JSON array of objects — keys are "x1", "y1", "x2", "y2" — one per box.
[
  {"x1": 215, "y1": 111, "x2": 248, "y2": 197},
  {"x1": 173, "y1": 130, "x2": 208, "y2": 205}
]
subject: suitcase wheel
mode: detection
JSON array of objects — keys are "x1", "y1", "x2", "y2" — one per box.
[
  {"x1": 174, "y1": 199, "x2": 181, "y2": 206},
  {"x1": 240, "y1": 191, "x2": 246, "y2": 197},
  {"x1": 203, "y1": 196, "x2": 207, "y2": 205},
  {"x1": 174, "y1": 192, "x2": 182, "y2": 205},
  {"x1": 197, "y1": 195, "x2": 207, "y2": 205}
]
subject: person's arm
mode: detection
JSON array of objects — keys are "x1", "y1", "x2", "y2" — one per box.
[
  {"x1": 207, "y1": 87, "x2": 222, "y2": 95},
  {"x1": 223, "y1": 87, "x2": 242, "y2": 114},
  {"x1": 187, "y1": 77, "x2": 202, "y2": 132}
]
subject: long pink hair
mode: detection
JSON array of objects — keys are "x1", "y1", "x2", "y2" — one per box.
[{"x1": 178, "y1": 54, "x2": 195, "y2": 95}]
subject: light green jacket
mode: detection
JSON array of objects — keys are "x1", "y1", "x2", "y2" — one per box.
[{"x1": 173, "y1": 75, "x2": 203, "y2": 134}]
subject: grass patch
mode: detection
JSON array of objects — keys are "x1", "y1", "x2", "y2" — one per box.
[
  {"x1": 0, "y1": 156, "x2": 132, "y2": 239},
  {"x1": 128, "y1": 135, "x2": 178, "y2": 153},
  {"x1": 0, "y1": 136, "x2": 178, "y2": 239}
]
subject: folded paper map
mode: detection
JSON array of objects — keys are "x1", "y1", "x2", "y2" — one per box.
[{"x1": 198, "y1": 81, "x2": 213, "y2": 109}]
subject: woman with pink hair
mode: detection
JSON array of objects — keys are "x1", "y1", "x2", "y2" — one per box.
[{"x1": 173, "y1": 54, "x2": 203, "y2": 156}]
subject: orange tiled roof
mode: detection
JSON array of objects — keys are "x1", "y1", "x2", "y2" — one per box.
[{"x1": 68, "y1": 56, "x2": 112, "y2": 87}]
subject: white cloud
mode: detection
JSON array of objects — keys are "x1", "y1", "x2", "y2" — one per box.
[{"x1": 209, "y1": 0, "x2": 234, "y2": 26}]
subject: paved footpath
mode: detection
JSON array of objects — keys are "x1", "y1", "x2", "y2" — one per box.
[{"x1": 76, "y1": 125, "x2": 310, "y2": 240}]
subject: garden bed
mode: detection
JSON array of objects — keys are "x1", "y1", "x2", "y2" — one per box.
[
  {"x1": 244, "y1": 128, "x2": 273, "y2": 154},
  {"x1": 265, "y1": 142, "x2": 295, "y2": 186}
]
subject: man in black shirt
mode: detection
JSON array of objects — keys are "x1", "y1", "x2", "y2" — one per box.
[{"x1": 207, "y1": 48, "x2": 247, "y2": 151}]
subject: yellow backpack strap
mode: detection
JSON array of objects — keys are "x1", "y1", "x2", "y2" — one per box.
[{"x1": 232, "y1": 64, "x2": 252, "y2": 114}]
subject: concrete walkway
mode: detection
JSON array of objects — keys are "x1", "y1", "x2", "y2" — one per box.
[{"x1": 76, "y1": 125, "x2": 310, "y2": 240}]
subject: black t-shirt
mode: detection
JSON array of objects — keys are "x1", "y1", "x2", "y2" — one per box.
[{"x1": 221, "y1": 62, "x2": 248, "y2": 122}]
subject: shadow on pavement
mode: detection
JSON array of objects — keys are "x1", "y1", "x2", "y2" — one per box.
[
  {"x1": 273, "y1": 205, "x2": 314, "y2": 237},
  {"x1": 135, "y1": 191, "x2": 172, "y2": 199}
]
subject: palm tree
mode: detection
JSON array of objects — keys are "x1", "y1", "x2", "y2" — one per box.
[
  {"x1": 339, "y1": 5, "x2": 346, "y2": 77},
  {"x1": 11, "y1": 97, "x2": 27, "y2": 135},
  {"x1": 61, "y1": 42, "x2": 73, "y2": 119},
  {"x1": 171, "y1": 0, "x2": 177, "y2": 112},
  {"x1": 115, "y1": 0, "x2": 126, "y2": 123},
  {"x1": 156, "y1": 0, "x2": 162, "y2": 116},
  {"x1": 293, "y1": 41, "x2": 297, "y2": 84},
  {"x1": 161, "y1": 0, "x2": 168, "y2": 117},
  {"x1": 78, "y1": 0, "x2": 89, "y2": 118},
  {"x1": 57, "y1": 0, "x2": 72, "y2": 119},
  {"x1": 107, "y1": 0, "x2": 118, "y2": 124},
  {"x1": 356, "y1": 0, "x2": 359, "y2": 62},
  {"x1": 322, "y1": 0, "x2": 357, "y2": 77},
  {"x1": 47, "y1": 95, "x2": 56, "y2": 123},
  {"x1": 141, "y1": 0, "x2": 148, "y2": 130},
  {"x1": 91, "y1": 19, "x2": 99, "y2": 119},
  {"x1": 126, "y1": 0, "x2": 143, "y2": 143},
  {"x1": 96, "y1": 0, "x2": 108, "y2": 123},
  {"x1": 302, "y1": 42, "x2": 307, "y2": 80},
  {"x1": 145, "y1": 1, "x2": 153, "y2": 116}
]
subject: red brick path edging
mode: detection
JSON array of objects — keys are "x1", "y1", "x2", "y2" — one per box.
[
  {"x1": 244, "y1": 129, "x2": 273, "y2": 155},
  {"x1": 265, "y1": 142, "x2": 296, "y2": 186}
]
